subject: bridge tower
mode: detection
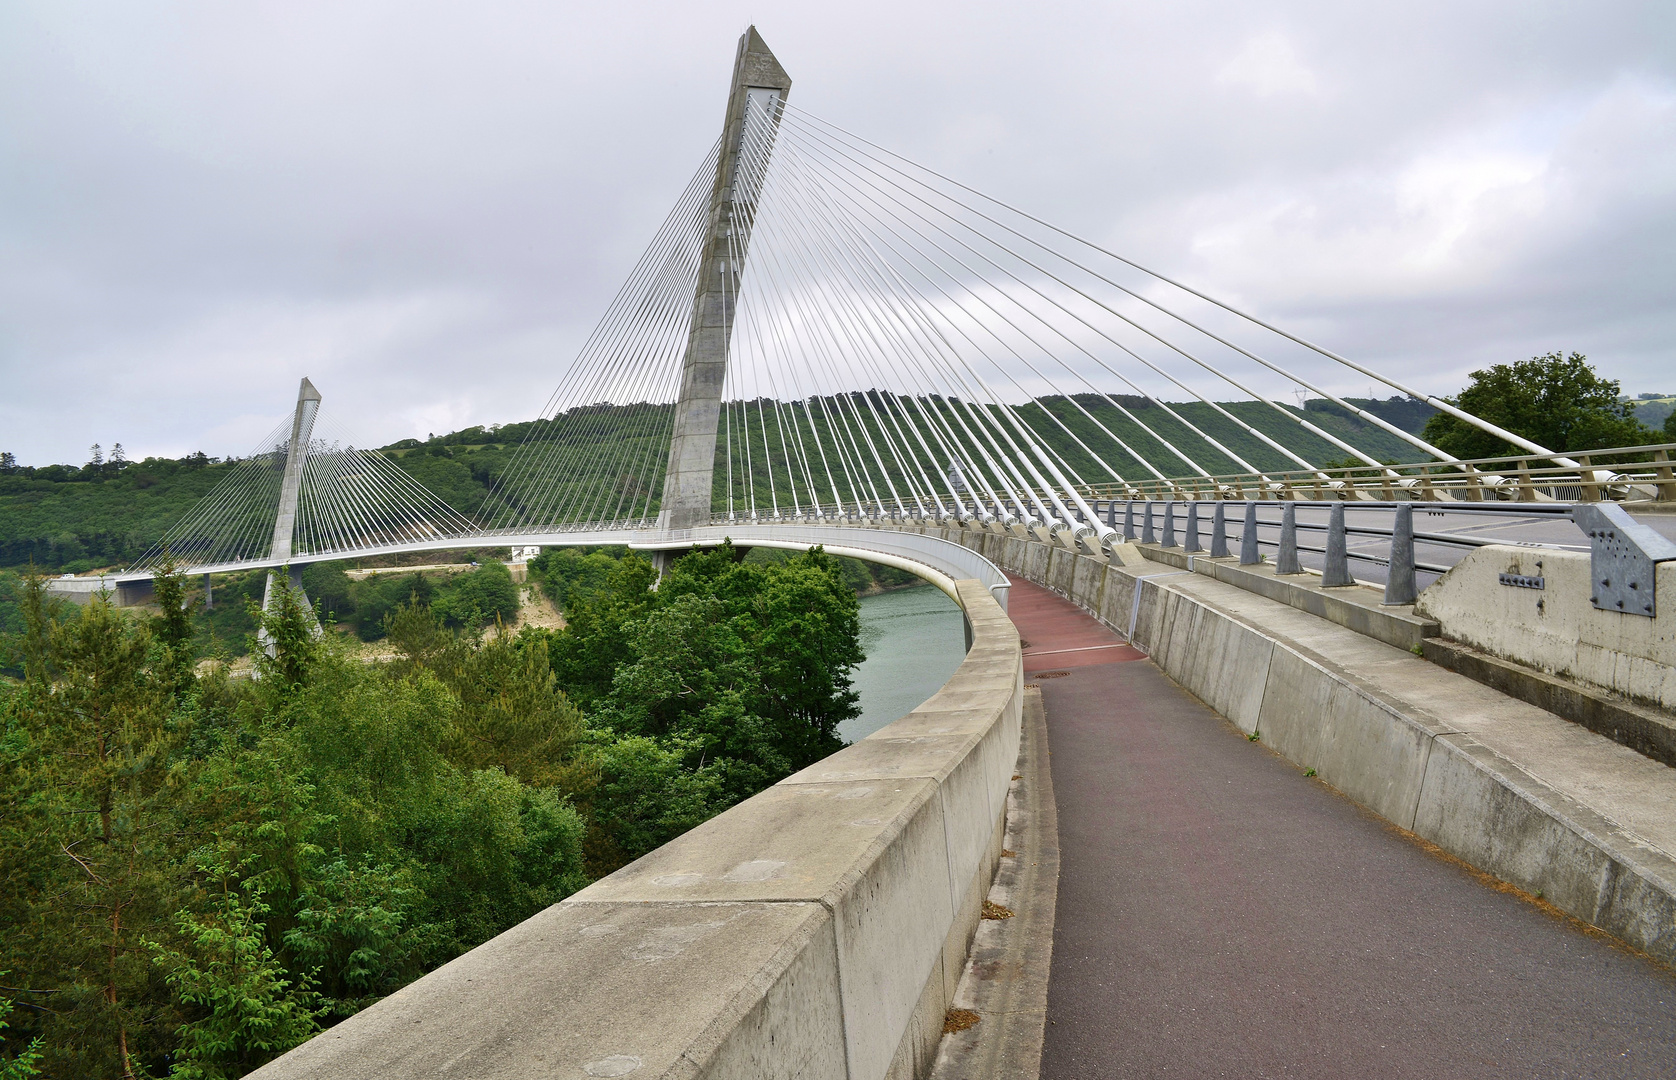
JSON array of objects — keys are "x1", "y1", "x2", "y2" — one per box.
[
  {"x1": 656, "y1": 26, "x2": 792, "y2": 533},
  {"x1": 260, "y1": 376, "x2": 321, "y2": 623}
]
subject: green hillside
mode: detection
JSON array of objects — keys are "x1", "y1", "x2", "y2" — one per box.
[{"x1": 0, "y1": 395, "x2": 1436, "y2": 575}]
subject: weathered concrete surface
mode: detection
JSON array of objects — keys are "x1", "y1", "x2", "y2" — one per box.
[
  {"x1": 929, "y1": 687, "x2": 1058, "y2": 1080},
  {"x1": 903, "y1": 524, "x2": 1676, "y2": 964},
  {"x1": 249, "y1": 579, "x2": 1021, "y2": 1080},
  {"x1": 1416, "y1": 545, "x2": 1676, "y2": 711},
  {"x1": 43, "y1": 575, "x2": 156, "y2": 607},
  {"x1": 1425, "y1": 636, "x2": 1676, "y2": 767}
]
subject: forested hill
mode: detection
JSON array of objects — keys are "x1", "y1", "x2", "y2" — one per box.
[{"x1": 0, "y1": 396, "x2": 1435, "y2": 574}]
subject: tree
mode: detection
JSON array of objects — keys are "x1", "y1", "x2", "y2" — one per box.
[
  {"x1": 0, "y1": 994, "x2": 43, "y2": 1078},
  {"x1": 147, "y1": 862, "x2": 321, "y2": 1080},
  {"x1": 597, "y1": 545, "x2": 858, "y2": 800},
  {"x1": 6, "y1": 591, "x2": 186, "y2": 1076},
  {"x1": 1422, "y1": 352, "x2": 1654, "y2": 459},
  {"x1": 431, "y1": 562, "x2": 518, "y2": 630},
  {"x1": 386, "y1": 603, "x2": 585, "y2": 787},
  {"x1": 151, "y1": 556, "x2": 201, "y2": 697},
  {"x1": 250, "y1": 574, "x2": 320, "y2": 693},
  {"x1": 1665, "y1": 408, "x2": 1676, "y2": 443},
  {"x1": 545, "y1": 555, "x2": 657, "y2": 710}
]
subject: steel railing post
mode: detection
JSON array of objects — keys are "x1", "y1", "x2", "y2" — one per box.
[
  {"x1": 1210, "y1": 501, "x2": 1229, "y2": 558},
  {"x1": 1383, "y1": 502, "x2": 1418, "y2": 605},
  {"x1": 1239, "y1": 501, "x2": 1259, "y2": 565},
  {"x1": 1322, "y1": 501, "x2": 1353, "y2": 586},
  {"x1": 1163, "y1": 501, "x2": 1178, "y2": 548},
  {"x1": 1276, "y1": 502, "x2": 1301, "y2": 574}
]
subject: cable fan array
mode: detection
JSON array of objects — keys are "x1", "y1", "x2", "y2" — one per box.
[
  {"x1": 129, "y1": 408, "x2": 478, "y2": 573},
  {"x1": 479, "y1": 141, "x2": 721, "y2": 533},
  {"x1": 490, "y1": 96, "x2": 1492, "y2": 538}
]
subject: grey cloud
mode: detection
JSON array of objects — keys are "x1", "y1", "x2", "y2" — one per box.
[{"x1": 2, "y1": 0, "x2": 1673, "y2": 464}]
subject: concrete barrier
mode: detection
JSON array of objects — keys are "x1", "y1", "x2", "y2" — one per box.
[
  {"x1": 250, "y1": 579, "x2": 1022, "y2": 1080},
  {"x1": 903, "y1": 525, "x2": 1676, "y2": 965},
  {"x1": 1415, "y1": 545, "x2": 1676, "y2": 712}
]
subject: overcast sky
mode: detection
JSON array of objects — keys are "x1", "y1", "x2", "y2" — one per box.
[{"x1": 2, "y1": 0, "x2": 1672, "y2": 465}]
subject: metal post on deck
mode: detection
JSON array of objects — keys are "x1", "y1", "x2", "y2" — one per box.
[
  {"x1": 1321, "y1": 502, "x2": 1353, "y2": 587},
  {"x1": 1143, "y1": 502, "x2": 1156, "y2": 545},
  {"x1": 1185, "y1": 501, "x2": 1202, "y2": 553},
  {"x1": 1383, "y1": 503, "x2": 1418, "y2": 605},
  {"x1": 1124, "y1": 501, "x2": 1136, "y2": 541},
  {"x1": 1276, "y1": 503, "x2": 1302, "y2": 574},
  {"x1": 1162, "y1": 502, "x2": 1178, "y2": 548},
  {"x1": 1239, "y1": 502, "x2": 1260, "y2": 565},
  {"x1": 1210, "y1": 502, "x2": 1229, "y2": 558}
]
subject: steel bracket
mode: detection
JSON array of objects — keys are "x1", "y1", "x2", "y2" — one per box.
[{"x1": 1572, "y1": 503, "x2": 1676, "y2": 617}]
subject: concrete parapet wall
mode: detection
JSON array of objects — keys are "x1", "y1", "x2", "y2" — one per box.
[
  {"x1": 1415, "y1": 546, "x2": 1676, "y2": 712},
  {"x1": 908, "y1": 525, "x2": 1676, "y2": 965},
  {"x1": 43, "y1": 576, "x2": 155, "y2": 607},
  {"x1": 249, "y1": 579, "x2": 1022, "y2": 1080}
]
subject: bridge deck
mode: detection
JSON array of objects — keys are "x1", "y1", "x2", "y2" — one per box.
[{"x1": 1003, "y1": 578, "x2": 1676, "y2": 1078}]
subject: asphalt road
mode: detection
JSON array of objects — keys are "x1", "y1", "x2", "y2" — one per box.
[{"x1": 1009, "y1": 578, "x2": 1676, "y2": 1079}]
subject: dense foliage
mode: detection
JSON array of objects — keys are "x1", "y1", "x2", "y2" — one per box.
[
  {"x1": 0, "y1": 542, "x2": 863, "y2": 1078},
  {"x1": 1422, "y1": 352, "x2": 1656, "y2": 460}
]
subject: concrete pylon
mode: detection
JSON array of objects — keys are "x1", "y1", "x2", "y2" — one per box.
[
  {"x1": 261, "y1": 377, "x2": 322, "y2": 633},
  {"x1": 270, "y1": 376, "x2": 321, "y2": 564},
  {"x1": 656, "y1": 27, "x2": 792, "y2": 534}
]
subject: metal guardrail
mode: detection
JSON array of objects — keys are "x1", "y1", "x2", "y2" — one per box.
[
  {"x1": 1104, "y1": 498, "x2": 1561, "y2": 605},
  {"x1": 1076, "y1": 441, "x2": 1676, "y2": 505}
]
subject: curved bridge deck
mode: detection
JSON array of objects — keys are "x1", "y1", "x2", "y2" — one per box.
[{"x1": 1001, "y1": 577, "x2": 1676, "y2": 1078}]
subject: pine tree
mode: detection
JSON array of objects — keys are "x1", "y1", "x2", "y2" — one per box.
[{"x1": 9, "y1": 592, "x2": 187, "y2": 1076}]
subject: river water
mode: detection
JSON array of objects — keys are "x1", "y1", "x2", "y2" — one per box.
[{"x1": 840, "y1": 584, "x2": 968, "y2": 743}]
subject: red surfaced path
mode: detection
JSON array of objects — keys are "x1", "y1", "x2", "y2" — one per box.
[{"x1": 1007, "y1": 573, "x2": 1146, "y2": 673}]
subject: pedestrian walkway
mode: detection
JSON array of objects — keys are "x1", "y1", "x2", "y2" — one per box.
[
  {"x1": 1007, "y1": 573, "x2": 1146, "y2": 673},
  {"x1": 1004, "y1": 577, "x2": 1676, "y2": 1079}
]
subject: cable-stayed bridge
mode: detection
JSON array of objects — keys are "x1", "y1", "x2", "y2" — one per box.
[
  {"x1": 97, "y1": 27, "x2": 1669, "y2": 1080},
  {"x1": 94, "y1": 27, "x2": 1672, "y2": 606}
]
